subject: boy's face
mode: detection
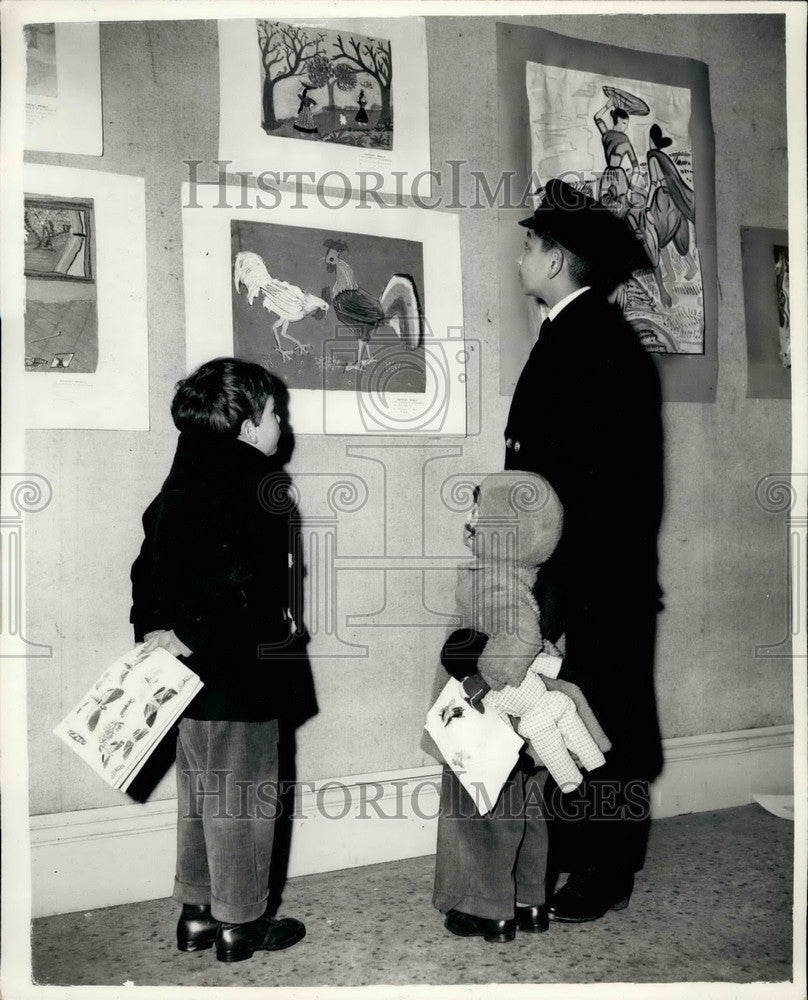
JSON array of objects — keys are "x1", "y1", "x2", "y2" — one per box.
[
  {"x1": 248, "y1": 396, "x2": 282, "y2": 456},
  {"x1": 518, "y1": 229, "x2": 554, "y2": 303}
]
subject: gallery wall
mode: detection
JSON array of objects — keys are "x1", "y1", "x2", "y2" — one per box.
[{"x1": 25, "y1": 13, "x2": 791, "y2": 816}]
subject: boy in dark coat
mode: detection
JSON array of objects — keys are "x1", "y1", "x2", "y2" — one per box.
[
  {"x1": 508, "y1": 179, "x2": 664, "y2": 921},
  {"x1": 130, "y1": 357, "x2": 305, "y2": 962}
]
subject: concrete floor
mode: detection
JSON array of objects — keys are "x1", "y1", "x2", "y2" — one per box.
[{"x1": 30, "y1": 804, "x2": 793, "y2": 989}]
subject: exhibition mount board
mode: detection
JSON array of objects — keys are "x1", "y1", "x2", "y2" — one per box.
[
  {"x1": 22, "y1": 165, "x2": 149, "y2": 431},
  {"x1": 218, "y1": 17, "x2": 430, "y2": 194},
  {"x1": 182, "y1": 181, "x2": 465, "y2": 436},
  {"x1": 25, "y1": 22, "x2": 103, "y2": 156},
  {"x1": 496, "y1": 22, "x2": 718, "y2": 403}
]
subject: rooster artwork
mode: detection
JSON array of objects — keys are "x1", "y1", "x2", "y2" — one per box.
[
  {"x1": 321, "y1": 238, "x2": 423, "y2": 371},
  {"x1": 233, "y1": 251, "x2": 329, "y2": 362}
]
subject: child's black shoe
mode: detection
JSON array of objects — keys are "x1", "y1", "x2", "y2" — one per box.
[
  {"x1": 177, "y1": 903, "x2": 219, "y2": 952},
  {"x1": 515, "y1": 903, "x2": 549, "y2": 933}
]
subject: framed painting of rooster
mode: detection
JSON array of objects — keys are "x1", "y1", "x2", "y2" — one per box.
[
  {"x1": 231, "y1": 220, "x2": 426, "y2": 394},
  {"x1": 182, "y1": 181, "x2": 464, "y2": 435}
]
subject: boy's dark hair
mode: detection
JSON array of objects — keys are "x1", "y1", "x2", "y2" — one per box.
[
  {"x1": 171, "y1": 357, "x2": 286, "y2": 435},
  {"x1": 532, "y1": 228, "x2": 596, "y2": 288},
  {"x1": 611, "y1": 107, "x2": 630, "y2": 126}
]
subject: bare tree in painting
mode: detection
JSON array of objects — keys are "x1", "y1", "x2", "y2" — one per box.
[
  {"x1": 333, "y1": 34, "x2": 392, "y2": 123},
  {"x1": 257, "y1": 21, "x2": 326, "y2": 133},
  {"x1": 306, "y1": 53, "x2": 357, "y2": 109}
]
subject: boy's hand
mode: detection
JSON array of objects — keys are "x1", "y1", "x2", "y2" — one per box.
[
  {"x1": 141, "y1": 629, "x2": 193, "y2": 658},
  {"x1": 461, "y1": 673, "x2": 490, "y2": 713}
]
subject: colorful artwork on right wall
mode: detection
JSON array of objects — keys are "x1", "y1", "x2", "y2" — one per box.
[
  {"x1": 741, "y1": 227, "x2": 791, "y2": 399},
  {"x1": 526, "y1": 63, "x2": 704, "y2": 355},
  {"x1": 495, "y1": 24, "x2": 719, "y2": 402}
]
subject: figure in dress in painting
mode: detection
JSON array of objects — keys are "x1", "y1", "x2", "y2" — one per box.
[
  {"x1": 293, "y1": 84, "x2": 319, "y2": 135},
  {"x1": 354, "y1": 89, "x2": 369, "y2": 124},
  {"x1": 640, "y1": 123, "x2": 698, "y2": 308}
]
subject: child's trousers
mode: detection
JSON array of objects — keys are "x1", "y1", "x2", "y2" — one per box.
[
  {"x1": 174, "y1": 717, "x2": 279, "y2": 924},
  {"x1": 433, "y1": 762, "x2": 548, "y2": 920},
  {"x1": 486, "y1": 674, "x2": 606, "y2": 791}
]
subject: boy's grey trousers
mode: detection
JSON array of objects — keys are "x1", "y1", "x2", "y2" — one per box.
[
  {"x1": 432, "y1": 763, "x2": 549, "y2": 921},
  {"x1": 173, "y1": 717, "x2": 279, "y2": 924}
]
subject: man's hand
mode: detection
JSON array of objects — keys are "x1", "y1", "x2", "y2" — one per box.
[{"x1": 141, "y1": 629, "x2": 193, "y2": 658}]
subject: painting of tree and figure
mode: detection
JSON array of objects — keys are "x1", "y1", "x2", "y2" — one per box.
[
  {"x1": 231, "y1": 219, "x2": 425, "y2": 393},
  {"x1": 257, "y1": 20, "x2": 393, "y2": 150},
  {"x1": 527, "y1": 62, "x2": 705, "y2": 355}
]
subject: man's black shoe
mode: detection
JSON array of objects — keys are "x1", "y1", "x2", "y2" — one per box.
[
  {"x1": 515, "y1": 903, "x2": 549, "y2": 933},
  {"x1": 177, "y1": 903, "x2": 219, "y2": 952},
  {"x1": 216, "y1": 915, "x2": 306, "y2": 962},
  {"x1": 444, "y1": 908, "x2": 516, "y2": 943},
  {"x1": 547, "y1": 869, "x2": 634, "y2": 923}
]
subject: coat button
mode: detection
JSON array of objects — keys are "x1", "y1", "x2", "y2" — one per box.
[
  {"x1": 514, "y1": 441, "x2": 521, "y2": 452},
  {"x1": 505, "y1": 437, "x2": 513, "y2": 448}
]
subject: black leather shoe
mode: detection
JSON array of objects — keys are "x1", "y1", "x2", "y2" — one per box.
[
  {"x1": 444, "y1": 908, "x2": 516, "y2": 943},
  {"x1": 548, "y1": 869, "x2": 634, "y2": 923},
  {"x1": 515, "y1": 903, "x2": 549, "y2": 933},
  {"x1": 177, "y1": 903, "x2": 219, "y2": 952},
  {"x1": 216, "y1": 915, "x2": 306, "y2": 962}
]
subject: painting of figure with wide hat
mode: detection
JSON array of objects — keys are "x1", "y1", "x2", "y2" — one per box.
[{"x1": 527, "y1": 63, "x2": 705, "y2": 354}]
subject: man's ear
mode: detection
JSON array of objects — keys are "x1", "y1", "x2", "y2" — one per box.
[
  {"x1": 240, "y1": 417, "x2": 257, "y2": 442},
  {"x1": 548, "y1": 248, "x2": 563, "y2": 278}
]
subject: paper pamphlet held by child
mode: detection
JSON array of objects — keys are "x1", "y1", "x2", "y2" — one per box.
[
  {"x1": 53, "y1": 645, "x2": 203, "y2": 791},
  {"x1": 424, "y1": 677, "x2": 524, "y2": 816}
]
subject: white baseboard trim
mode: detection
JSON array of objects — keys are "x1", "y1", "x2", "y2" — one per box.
[{"x1": 30, "y1": 724, "x2": 793, "y2": 918}]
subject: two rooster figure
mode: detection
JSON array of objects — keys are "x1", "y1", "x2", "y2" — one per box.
[{"x1": 233, "y1": 240, "x2": 421, "y2": 369}]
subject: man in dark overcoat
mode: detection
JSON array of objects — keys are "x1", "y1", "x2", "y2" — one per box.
[{"x1": 506, "y1": 178, "x2": 665, "y2": 921}]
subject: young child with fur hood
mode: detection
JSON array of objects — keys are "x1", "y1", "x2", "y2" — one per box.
[{"x1": 426, "y1": 470, "x2": 610, "y2": 792}]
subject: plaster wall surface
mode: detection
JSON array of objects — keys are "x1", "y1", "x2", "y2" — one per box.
[{"x1": 24, "y1": 14, "x2": 791, "y2": 815}]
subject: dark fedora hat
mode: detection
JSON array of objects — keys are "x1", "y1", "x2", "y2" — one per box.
[{"x1": 519, "y1": 178, "x2": 651, "y2": 287}]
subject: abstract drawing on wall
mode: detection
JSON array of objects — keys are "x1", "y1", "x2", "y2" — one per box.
[
  {"x1": 25, "y1": 23, "x2": 57, "y2": 98},
  {"x1": 182, "y1": 182, "x2": 464, "y2": 435},
  {"x1": 232, "y1": 221, "x2": 424, "y2": 393},
  {"x1": 256, "y1": 20, "x2": 392, "y2": 150},
  {"x1": 25, "y1": 22, "x2": 102, "y2": 156},
  {"x1": 741, "y1": 227, "x2": 791, "y2": 399},
  {"x1": 22, "y1": 164, "x2": 149, "y2": 430},
  {"x1": 773, "y1": 245, "x2": 790, "y2": 372},
  {"x1": 24, "y1": 196, "x2": 98, "y2": 373},
  {"x1": 24, "y1": 199, "x2": 93, "y2": 280},
  {"x1": 526, "y1": 63, "x2": 704, "y2": 355},
  {"x1": 218, "y1": 18, "x2": 429, "y2": 192}
]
